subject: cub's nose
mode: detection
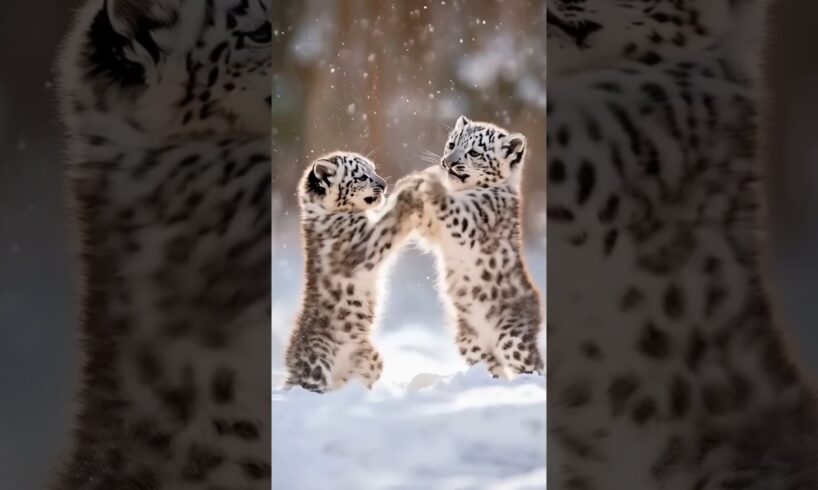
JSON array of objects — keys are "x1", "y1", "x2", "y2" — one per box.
[
  {"x1": 442, "y1": 148, "x2": 463, "y2": 169},
  {"x1": 373, "y1": 177, "x2": 387, "y2": 194}
]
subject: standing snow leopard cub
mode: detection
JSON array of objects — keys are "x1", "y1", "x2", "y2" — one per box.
[
  {"x1": 412, "y1": 116, "x2": 543, "y2": 378},
  {"x1": 285, "y1": 152, "x2": 422, "y2": 393}
]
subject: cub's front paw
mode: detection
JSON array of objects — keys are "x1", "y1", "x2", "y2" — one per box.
[
  {"x1": 393, "y1": 190, "x2": 425, "y2": 223},
  {"x1": 419, "y1": 170, "x2": 446, "y2": 201},
  {"x1": 392, "y1": 174, "x2": 424, "y2": 206},
  {"x1": 394, "y1": 174, "x2": 425, "y2": 193}
]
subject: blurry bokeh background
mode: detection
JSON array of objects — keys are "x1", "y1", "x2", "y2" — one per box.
[
  {"x1": 270, "y1": 0, "x2": 548, "y2": 381},
  {"x1": 271, "y1": 0, "x2": 547, "y2": 215}
]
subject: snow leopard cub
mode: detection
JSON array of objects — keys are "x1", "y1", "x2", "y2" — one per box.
[
  {"x1": 285, "y1": 152, "x2": 422, "y2": 393},
  {"x1": 414, "y1": 116, "x2": 543, "y2": 378}
]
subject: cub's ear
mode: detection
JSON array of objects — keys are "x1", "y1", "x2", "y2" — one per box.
[
  {"x1": 503, "y1": 132, "x2": 527, "y2": 168},
  {"x1": 305, "y1": 158, "x2": 336, "y2": 196},
  {"x1": 105, "y1": 0, "x2": 180, "y2": 63},
  {"x1": 312, "y1": 159, "x2": 336, "y2": 182},
  {"x1": 454, "y1": 115, "x2": 471, "y2": 131}
]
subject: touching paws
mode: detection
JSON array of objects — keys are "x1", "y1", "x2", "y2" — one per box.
[
  {"x1": 394, "y1": 173, "x2": 424, "y2": 191},
  {"x1": 419, "y1": 167, "x2": 446, "y2": 202},
  {"x1": 392, "y1": 174, "x2": 425, "y2": 206}
]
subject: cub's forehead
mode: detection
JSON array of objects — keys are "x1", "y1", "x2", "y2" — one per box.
[
  {"x1": 328, "y1": 152, "x2": 375, "y2": 169},
  {"x1": 455, "y1": 123, "x2": 507, "y2": 143}
]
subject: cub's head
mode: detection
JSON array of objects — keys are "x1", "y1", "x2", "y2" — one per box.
[
  {"x1": 60, "y1": 0, "x2": 271, "y2": 137},
  {"x1": 299, "y1": 152, "x2": 388, "y2": 213},
  {"x1": 440, "y1": 116, "x2": 527, "y2": 191}
]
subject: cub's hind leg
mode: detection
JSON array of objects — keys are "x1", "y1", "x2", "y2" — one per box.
[
  {"x1": 455, "y1": 320, "x2": 507, "y2": 378},
  {"x1": 496, "y1": 321, "x2": 544, "y2": 376},
  {"x1": 342, "y1": 342, "x2": 384, "y2": 388},
  {"x1": 284, "y1": 328, "x2": 339, "y2": 393}
]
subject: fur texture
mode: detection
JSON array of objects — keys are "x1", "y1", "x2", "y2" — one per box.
[
  {"x1": 54, "y1": 0, "x2": 272, "y2": 488},
  {"x1": 410, "y1": 116, "x2": 544, "y2": 379},
  {"x1": 547, "y1": 1, "x2": 818, "y2": 488},
  {"x1": 284, "y1": 152, "x2": 424, "y2": 392}
]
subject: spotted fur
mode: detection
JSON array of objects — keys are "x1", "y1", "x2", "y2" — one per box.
[
  {"x1": 54, "y1": 0, "x2": 272, "y2": 488},
  {"x1": 547, "y1": 1, "x2": 818, "y2": 488},
  {"x1": 411, "y1": 116, "x2": 544, "y2": 379},
  {"x1": 284, "y1": 152, "x2": 423, "y2": 393},
  {"x1": 548, "y1": 0, "x2": 761, "y2": 78}
]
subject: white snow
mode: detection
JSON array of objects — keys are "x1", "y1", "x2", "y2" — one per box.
[
  {"x1": 272, "y1": 223, "x2": 547, "y2": 488},
  {"x1": 272, "y1": 368, "x2": 546, "y2": 490}
]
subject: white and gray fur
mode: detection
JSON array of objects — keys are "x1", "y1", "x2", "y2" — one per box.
[
  {"x1": 54, "y1": 0, "x2": 272, "y2": 487},
  {"x1": 412, "y1": 116, "x2": 544, "y2": 379},
  {"x1": 547, "y1": 1, "x2": 818, "y2": 488},
  {"x1": 285, "y1": 152, "x2": 424, "y2": 393}
]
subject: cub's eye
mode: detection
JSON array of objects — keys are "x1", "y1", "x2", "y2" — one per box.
[
  {"x1": 468, "y1": 149, "x2": 481, "y2": 158},
  {"x1": 355, "y1": 175, "x2": 368, "y2": 182},
  {"x1": 447, "y1": 142, "x2": 455, "y2": 150},
  {"x1": 245, "y1": 22, "x2": 272, "y2": 44}
]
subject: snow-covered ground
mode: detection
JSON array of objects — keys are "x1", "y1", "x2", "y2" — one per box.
[
  {"x1": 272, "y1": 222, "x2": 547, "y2": 489},
  {"x1": 272, "y1": 368, "x2": 546, "y2": 490}
]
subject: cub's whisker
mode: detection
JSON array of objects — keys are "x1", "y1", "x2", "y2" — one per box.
[
  {"x1": 365, "y1": 146, "x2": 380, "y2": 159},
  {"x1": 420, "y1": 148, "x2": 442, "y2": 165}
]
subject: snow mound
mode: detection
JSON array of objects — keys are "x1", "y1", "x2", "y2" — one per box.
[{"x1": 272, "y1": 366, "x2": 546, "y2": 489}]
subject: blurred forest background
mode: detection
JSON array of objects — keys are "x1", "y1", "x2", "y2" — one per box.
[{"x1": 270, "y1": 0, "x2": 547, "y2": 229}]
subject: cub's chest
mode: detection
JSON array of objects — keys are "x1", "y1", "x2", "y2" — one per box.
[{"x1": 435, "y1": 192, "x2": 515, "y2": 241}]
